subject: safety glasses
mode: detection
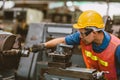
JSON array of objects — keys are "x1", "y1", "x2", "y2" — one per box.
[{"x1": 80, "y1": 28, "x2": 93, "y2": 37}]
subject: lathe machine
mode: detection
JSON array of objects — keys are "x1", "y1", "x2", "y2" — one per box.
[{"x1": 0, "y1": 23, "x2": 108, "y2": 80}]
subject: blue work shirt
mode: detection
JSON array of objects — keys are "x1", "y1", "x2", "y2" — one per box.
[{"x1": 65, "y1": 31, "x2": 120, "y2": 76}]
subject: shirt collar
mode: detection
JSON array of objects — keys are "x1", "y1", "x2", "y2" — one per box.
[{"x1": 92, "y1": 31, "x2": 110, "y2": 53}]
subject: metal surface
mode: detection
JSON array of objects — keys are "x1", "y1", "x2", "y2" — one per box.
[
  {"x1": 25, "y1": 23, "x2": 45, "y2": 47},
  {"x1": 0, "y1": 31, "x2": 16, "y2": 51},
  {"x1": 40, "y1": 67, "x2": 107, "y2": 80},
  {"x1": 0, "y1": 31, "x2": 20, "y2": 70},
  {"x1": 15, "y1": 23, "x2": 45, "y2": 80},
  {"x1": 0, "y1": 31, "x2": 20, "y2": 80},
  {"x1": 40, "y1": 67, "x2": 97, "y2": 80},
  {"x1": 15, "y1": 52, "x2": 39, "y2": 80},
  {"x1": 2, "y1": 49, "x2": 29, "y2": 56},
  {"x1": 48, "y1": 44, "x2": 73, "y2": 68}
]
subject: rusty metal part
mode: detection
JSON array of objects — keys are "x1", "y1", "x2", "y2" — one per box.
[
  {"x1": 0, "y1": 32, "x2": 16, "y2": 51},
  {"x1": 0, "y1": 31, "x2": 20, "y2": 70},
  {"x1": 2, "y1": 49, "x2": 20, "y2": 56},
  {"x1": 1, "y1": 49, "x2": 29, "y2": 56},
  {"x1": 0, "y1": 48, "x2": 30, "y2": 70}
]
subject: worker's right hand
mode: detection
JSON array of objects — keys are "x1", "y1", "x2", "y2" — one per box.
[{"x1": 31, "y1": 43, "x2": 45, "y2": 52}]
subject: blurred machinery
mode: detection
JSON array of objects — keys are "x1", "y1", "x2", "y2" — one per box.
[
  {"x1": 0, "y1": 23, "x2": 108, "y2": 80},
  {"x1": 104, "y1": 16, "x2": 113, "y2": 33},
  {"x1": 3, "y1": 8, "x2": 43, "y2": 24},
  {"x1": 104, "y1": 15, "x2": 120, "y2": 38},
  {"x1": 0, "y1": 0, "x2": 119, "y2": 79},
  {"x1": 0, "y1": 30, "x2": 29, "y2": 79},
  {"x1": 112, "y1": 15, "x2": 120, "y2": 38},
  {"x1": 2, "y1": 8, "x2": 43, "y2": 33}
]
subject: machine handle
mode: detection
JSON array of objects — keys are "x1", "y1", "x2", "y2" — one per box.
[{"x1": 93, "y1": 71, "x2": 109, "y2": 79}]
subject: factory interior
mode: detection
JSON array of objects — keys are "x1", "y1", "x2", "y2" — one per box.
[{"x1": 0, "y1": 0, "x2": 120, "y2": 80}]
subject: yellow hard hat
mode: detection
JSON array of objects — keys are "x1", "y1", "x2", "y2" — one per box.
[{"x1": 73, "y1": 10, "x2": 104, "y2": 29}]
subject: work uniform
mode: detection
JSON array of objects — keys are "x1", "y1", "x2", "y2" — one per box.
[{"x1": 65, "y1": 31, "x2": 120, "y2": 80}]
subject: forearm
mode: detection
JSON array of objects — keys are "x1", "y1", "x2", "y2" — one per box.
[{"x1": 44, "y1": 37, "x2": 66, "y2": 48}]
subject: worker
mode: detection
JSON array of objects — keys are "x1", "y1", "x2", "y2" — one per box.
[{"x1": 31, "y1": 10, "x2": 120, "y2": 80}]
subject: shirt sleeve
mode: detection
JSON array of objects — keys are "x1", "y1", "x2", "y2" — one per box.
[
  {"x1": 115, "y1": 45, "x2": 120, "y2": 76},
  {"x1": 65, "y1": 32, "x2": 80, "y2": 45}
]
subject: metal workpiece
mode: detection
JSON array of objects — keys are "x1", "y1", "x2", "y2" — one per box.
[
  {"x1": 1, "y1": 49, "x2": 30, "y2": 57},
  {"x1": 48, "y1": 44, "x2": 73, "y2": 68},
  {"x1": 55, "y1": 43, "x2": 73, "y2": 55}
]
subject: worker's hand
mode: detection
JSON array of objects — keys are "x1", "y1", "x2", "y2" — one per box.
[{"x1": 31, "y1": 43, "x2": 45, "y2": 52}]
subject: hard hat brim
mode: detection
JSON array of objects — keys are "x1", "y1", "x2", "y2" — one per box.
[
  {"x1": 73, "y1": 23, "x2": 105, "y2": 31},
  {"x1": 73, "y1": 24, "x2": 83, "y2": 29}
]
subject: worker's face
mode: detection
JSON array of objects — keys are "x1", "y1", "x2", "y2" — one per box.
[{"x1": 78, "y1": 28, "x2": 95, "y2": 45}]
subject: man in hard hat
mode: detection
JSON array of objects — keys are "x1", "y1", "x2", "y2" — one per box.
[{"x1": 32, "y1": 10, "x2": 120, "y2": 80}]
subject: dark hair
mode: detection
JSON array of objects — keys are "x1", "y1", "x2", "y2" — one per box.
[{"x1": 97, "y1": 30, "x2": 103, "y2": 33}]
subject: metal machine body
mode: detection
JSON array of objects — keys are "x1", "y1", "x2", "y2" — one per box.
[
  {"x1": 15, "y1": 23, "x2": 45, "y2": 80},
  {"x1": 0, "y1": 23, "x2": 45, "y2": 80}
]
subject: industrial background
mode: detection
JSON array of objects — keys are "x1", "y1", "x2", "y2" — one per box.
[{"x1": 0, "y1": 0, "x2": 120, "y2": 80}]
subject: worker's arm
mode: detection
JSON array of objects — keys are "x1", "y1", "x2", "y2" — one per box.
[
  {"x1": 31, "y1": 32, "x2": 80, "y2": 52},
  {"x1": 44, "y1": 32, "x2": 81, "y2": 48},
  {"x1": 44, "y1": 37, "x2": 66, "y2": 48},
  {"x1": 31, "y1": 37, "x2": 66, "y2": 52},
  {"x1": 44, "y1": 31, "x2": 81, "y2": 48}
]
